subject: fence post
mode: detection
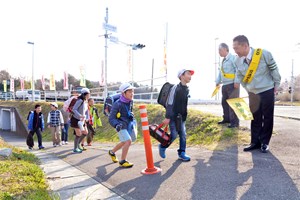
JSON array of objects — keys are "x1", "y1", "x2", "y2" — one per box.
[{"x1": 139, "y1": 105, "x2": 162, "y2": 174}]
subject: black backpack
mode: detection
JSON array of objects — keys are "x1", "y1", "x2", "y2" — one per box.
[
  {"x1": 157, "y1": 82, "x2": 176, "y2": 108},
  {"x1": 103, "y1": 93, "x2": 121, "y2": 116}
]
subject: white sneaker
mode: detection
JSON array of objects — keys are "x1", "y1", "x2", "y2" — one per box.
[
  {"x1": 62, "y1": 141, "x2": 65, "y2": 145},
  {"x1": 65, "y1": 141, "x2": 68, "y2": 144}
]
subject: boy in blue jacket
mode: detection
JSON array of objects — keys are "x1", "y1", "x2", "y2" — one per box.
[
  {"x1": 108, "y1": 83, "x2": 135, "y2": 168},
  {"x1": 27, "y1": 104, "x2": 45, "y2": 150}
]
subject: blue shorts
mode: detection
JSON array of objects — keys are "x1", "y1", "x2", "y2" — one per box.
[{"x1": 118, "y1": 129, "x2": 131, "y2": 142}]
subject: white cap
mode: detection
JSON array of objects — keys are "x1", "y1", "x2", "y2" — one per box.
[
  {"x1": 119, "y1": 83, "x2": 135, "y2": 93},
  {"x1": 177, "y1": 69, "x2": 194, "y2": 78},
  {"x1": 50, "y1": 102, "x2": 58, "y2": 108},
  {"x1": 81, "y1": 88, "x2": 90, "y2": 94}
]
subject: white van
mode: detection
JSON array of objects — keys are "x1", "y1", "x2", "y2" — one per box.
[{"x1": 15, "y1": 90, "x2": 41, "y2": 101}]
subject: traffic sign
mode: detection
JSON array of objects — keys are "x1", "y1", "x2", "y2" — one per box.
[
  {"x1": 103, "y1": 23, "x2": 117, "y2": 32},
  {"x1": 109, "y1": 35, "x2": 119, "y2": 43}
]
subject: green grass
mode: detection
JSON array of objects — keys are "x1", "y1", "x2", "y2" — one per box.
[{"x1": 0, "y1": 139, "x2": 59, "y2": 200}]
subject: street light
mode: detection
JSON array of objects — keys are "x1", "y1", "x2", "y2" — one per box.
[
  {"x1": 27, "y1": 41, "x2": 35, "y2": 102},
  {"x1": 130, "y1": 43, "x2": 145, "y2": 83},
  {"x1": 214, "y1": 37, "x2": 219, "y2": 101}
]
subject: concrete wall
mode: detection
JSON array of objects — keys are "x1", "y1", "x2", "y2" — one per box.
[{"x1": 0, "y1": 106, "x2": 28, "y2": 137}]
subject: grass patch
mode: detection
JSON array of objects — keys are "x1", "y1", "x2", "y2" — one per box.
[{"x1": 0, "y1": 138, "x2": 57, "y2": 200}]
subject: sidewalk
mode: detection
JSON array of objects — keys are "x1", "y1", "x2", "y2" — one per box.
[{"x1": 0, "y1": 132, "x2": 124, "y2": 200}]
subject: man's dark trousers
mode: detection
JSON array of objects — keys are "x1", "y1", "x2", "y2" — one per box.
[
  {"x1": 221, "y1": 83, "x2": 240, "y2": 126},
  {"x1": 249, "y1": 88, "x2": 274, "y2": 145}
]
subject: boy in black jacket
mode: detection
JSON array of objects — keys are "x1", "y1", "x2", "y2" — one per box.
[{"x1": 159, "y1": 69, "x2": 194, "y2": 161}]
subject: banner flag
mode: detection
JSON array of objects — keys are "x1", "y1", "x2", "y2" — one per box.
[
  {"x1": 160, "y1": 22, "x2": 168, "y2": 78},
  {"x1": 211, "y1": 85, "x2": 221, "y2": 98},
  {"x1": 80, "y1": 66, "x2": 86, "y2": 87},
  {"x1": 63, "y1": 71, "x2": 68, "y2": 90},
  {"x1": 3, "y1": 80, "x2": 7, "y2": 93},
  {"x1": 41, "y1": 75, "x2": 45, "y2": 90},
  {"x1": 226, "y1": 98, "x2": 253, "y2": 120},
  {"x1": 100, "y1": 60, "x2": 105, "y2": 86},
  {"x1": 21, "y1": 79, "x2": 24, "y2": 91},
  {"x1": 50, "y1": 74, "x2": 56, "y2": 91},
  {"x1": 10, "y1": 79, "x2": 14, "y2": 92}
]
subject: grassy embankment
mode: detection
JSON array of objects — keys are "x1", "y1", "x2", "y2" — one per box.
[
  {"x1": 0, "y1": 138, "x2": 59, "y2": 199},
  {"x1": 0, "y1": 101, "x2": 250, "y2": 149}
]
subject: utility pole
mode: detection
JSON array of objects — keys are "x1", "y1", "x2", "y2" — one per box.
[
  {"x1": 27, "y1": 41, "x2": 35, "y2": 102},
  {"x1": 291, "y1": 59, "x2": 294, "y2": 106},
  {"x1": 104, "y1": 7, "x2": 108, "y2": 98}
]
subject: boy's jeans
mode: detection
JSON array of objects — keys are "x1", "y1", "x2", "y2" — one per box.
[{"x1": 162, "y1": 120, "x2": 186, "y2": 155}]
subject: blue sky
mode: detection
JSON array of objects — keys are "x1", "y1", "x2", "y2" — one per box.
[{"x1": 0, "y1": 0, "x2": 299, "y2": 99}]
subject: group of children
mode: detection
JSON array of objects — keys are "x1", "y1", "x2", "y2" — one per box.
[
  {"x1": 27, "y1": 68, "x2": 194, "y2": 168},
  {"x1": 27, "y1": 88, "x2": 102, "y2": 153}
]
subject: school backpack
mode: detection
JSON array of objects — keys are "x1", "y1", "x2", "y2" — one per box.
[
  {"x1": 27, "y1": 111, "x2": 33, "y2": 120},
  {"x1": 63, "y1": 96, "x2": 78, "y2": 113},
  {"x1": 157, "y1": 82, "x2": 176, "y2": 108},
  {"x1": 103, "y1": 93, "x2": 121, "y2": 116}
]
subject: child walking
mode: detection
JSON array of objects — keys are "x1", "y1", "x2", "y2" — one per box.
[{"x1": 108, "y1": 83, "x2": 136, "y2": 168}]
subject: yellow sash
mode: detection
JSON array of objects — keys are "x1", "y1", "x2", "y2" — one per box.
[
  {"x1": 243, "y1": 48, "x2": 262, "y2": 83},
  {"x1": 221, "y1": 67, "x2": 235, "y2": 79}
]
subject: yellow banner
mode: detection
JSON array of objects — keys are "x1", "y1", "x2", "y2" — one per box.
[
  {"x1": 80, "y1": 66, "x2": 86, "y2": 87},
  {"x1": 50, "y1": 74, "x2": 56, "y2": 91},
  {"x1": 211, "y1": 85, "x2": 220, "y2": 98},
  {"x1": 226, "y1": 98, "x2": 253, "y2": 120},
  {"x1": 3, "y1": 80, "x2": 7, "y2": 92}
]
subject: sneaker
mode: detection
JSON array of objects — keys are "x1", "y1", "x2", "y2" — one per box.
[
  {"x1": 28, "y1": 146, "x2": 33, "y2": 150},
  {"x1": 119, "y1": 160, "x2": 134, "y2": 168},
  {"x1": 65, "y1": 141, "x2": 68, "y2": 144},
  {"x1": 73, "y1": 148, "x2": 82, "y2": 153},
  {"x1": 39, "y1": 146, "x2": 45, "y2": 150},
  {"x1": 79, "y1": 145, "x2": 87, "y2": 151},
  {"x1": 53, "y1": 144, "x2": 57, "y2": 147},
  {"x1": 62, "y1": 141, "x2": 65, "y2": 145},
  {"x1": 158, "y1": 144, "x2": 166, "y2": 159},
  {"x1": 261, "y1": 144, "x2": 269, "y2": 153},
  {"x1": 178, "y1": 152, "x2": 191, "y2": 162},
  {"x1": 108, "y1": 150, "x2": 119, "y2": 163}
]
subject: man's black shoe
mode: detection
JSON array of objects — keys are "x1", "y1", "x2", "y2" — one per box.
[
  {"x1": 218, "y1": 120, "x2": 229, "y2": 124},
  {"x1": 261, "y1": 144, "x2": 269, "y2": 153},
  {"x1": 243, "y1": 143, "x2": 260, "y2": 152},
  {"x1": 228, "y1": 124, "x2": 239, "y2": 128}
]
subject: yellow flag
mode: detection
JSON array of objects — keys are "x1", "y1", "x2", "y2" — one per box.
[
  {"x1": 50, "y1": 74, "x2": 56, "y2": 91},
  {"x1": 3, "y1": 80, "x2": 7, "y2": 92},
  {"x1": 211, "y1": 85, "x2": 221, "y2": 98},
  {"x1": 226, "y1": 98, "x2": 253, "y2": 120}
]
